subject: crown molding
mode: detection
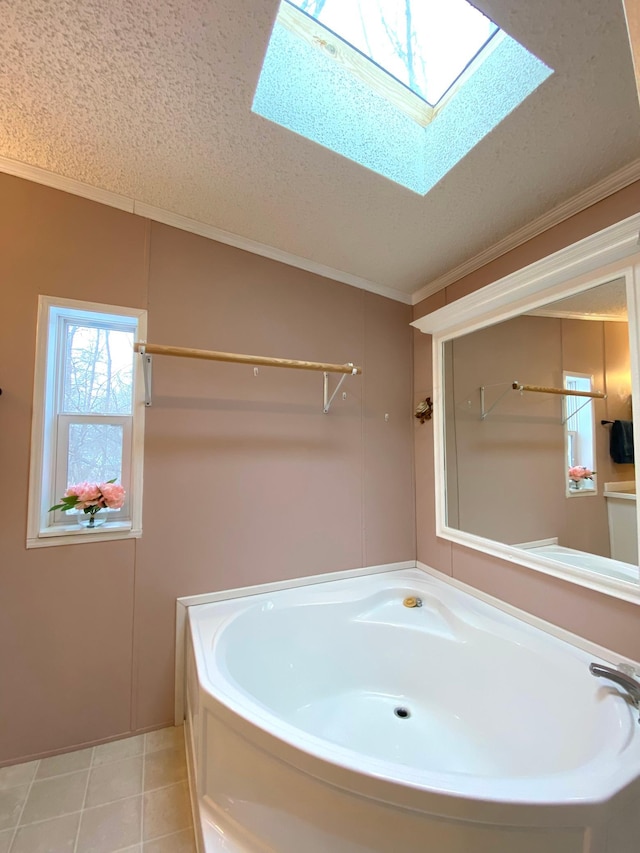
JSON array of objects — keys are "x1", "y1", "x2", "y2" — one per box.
[
  {"x1": 133, "y1": 202, "x2": 412, "y2": 304},
  {"x1": 412, "y1": 211, "x2": 640, "y2": 336},
  {"x1": 411, "y1": 157, "x2": 640, "y2": 306},
  {"x1": 0, "y1": 155, "x2": 134, "y2": 212},
  {"x1": 0, "y1": 155, "x2": 410, "y2": 305}
]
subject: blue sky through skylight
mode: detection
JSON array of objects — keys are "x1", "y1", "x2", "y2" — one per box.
[{"x1": 287, "y1": 0, "x2": 499, "y2": 105}]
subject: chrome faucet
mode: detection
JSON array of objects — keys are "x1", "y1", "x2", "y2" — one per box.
[{"x1": 589, "y1": 662, "x2": 640, "y2": 722}]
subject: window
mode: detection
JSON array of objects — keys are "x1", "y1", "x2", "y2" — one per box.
[
  {"x1": 284, "y1": 0, "x2": 500, "y2": 119},
  {"x1": 27, "y1": 297, "x2": 146, "y2": 547},
  {"x1": 253, "y1": 1, "x2": 552, "y2": 194},
  {"x1": 564, "y1": 373, "x2": 596, "y2": 495}
]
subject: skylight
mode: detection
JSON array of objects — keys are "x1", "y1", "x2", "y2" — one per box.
[
  {"x1": 286, "y1": 0, "x2": 499, "y2": 107},
  {"x1": 252, "y1": 1, "x2": 553, "y2": 194}
]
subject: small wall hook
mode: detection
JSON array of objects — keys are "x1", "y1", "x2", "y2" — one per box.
[{"x1": 415, "y1": 397, "x2": 433, "y2": 423}]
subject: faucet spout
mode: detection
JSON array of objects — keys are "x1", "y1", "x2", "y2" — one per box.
[{"x1": 589, "y1": 662, "x2": 640, "y2": 713}]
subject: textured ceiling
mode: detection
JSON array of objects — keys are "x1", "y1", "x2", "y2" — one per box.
[
  {"x1": 0, "y1": 0, "x2": 639, "y2": 301},
  {"x1": 529, "y1": 278, "x2": 628, "y2": 320}
]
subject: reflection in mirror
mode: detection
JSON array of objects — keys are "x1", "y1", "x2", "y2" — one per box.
[{"x1": 443, "y1": 278, "x2": 637, "y2": 585}]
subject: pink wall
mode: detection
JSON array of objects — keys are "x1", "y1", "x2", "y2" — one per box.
[
  {"x1": 413, "y1": 180, "x2": 640, "y2": 662},
  {"x1": 446, "y1": 315, "x2": 564, "y2": 546},
  {"x1": 0, "y1": 174, "x2": 415, "y2": 764}
]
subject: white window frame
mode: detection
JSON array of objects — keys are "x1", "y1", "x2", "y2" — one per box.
[
  {"x1": 53, "y1": 415, "x2": 132, "y2": 524},
  {"x1": 27, "y1": 296, "x2": 147, "y2": 548},
  {"x1": 563, "y1": 371, "x2": 597, "y2": 497}
]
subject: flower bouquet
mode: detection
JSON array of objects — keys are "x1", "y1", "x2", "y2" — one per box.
[
  {"x1": 568, "y1": 466, "x2": 596, "y2": 489},
  {"x1": 49, "y1": 479, "x2": 126, "y2": 527}
]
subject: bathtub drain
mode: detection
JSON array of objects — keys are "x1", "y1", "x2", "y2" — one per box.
[{"x1": 394, "y1": 706, "x2": 411, "y2": 719}]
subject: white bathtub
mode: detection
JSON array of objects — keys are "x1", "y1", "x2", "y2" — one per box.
[
  {"x1": 520, "y1": 543, "x2": 638, "y2": 584},
  {"x1": 183, "y1": 568, "x2": 640, "y2": 853}
]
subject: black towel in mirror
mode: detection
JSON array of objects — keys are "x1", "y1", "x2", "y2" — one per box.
[{"x1": 610, "y1": 420, "x2": 634, "y2": 464}]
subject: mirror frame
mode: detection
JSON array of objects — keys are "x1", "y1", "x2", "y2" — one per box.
[{"x1": 413, "y1": 212, "x2": 640, "y2": 604}]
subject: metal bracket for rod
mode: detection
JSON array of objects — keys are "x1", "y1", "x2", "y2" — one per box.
[
  {"x1": 480, "y1": 384, "x2": 512, "y2": 420},
  {"x1": 139, "y1": 345, "x2": 153, "y2": 407},
  {"x1": 561, "y1": 396, "x2": 593, "y2": 425},
  {"x1": 323, "y1": 364, "x2": 357, "y2": 413}
]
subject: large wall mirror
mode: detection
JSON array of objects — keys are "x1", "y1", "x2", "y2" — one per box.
[{"x1": 413, "y1": 214, "x2": 640, "y2": 603}]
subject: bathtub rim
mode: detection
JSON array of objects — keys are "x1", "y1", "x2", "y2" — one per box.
[
  {"x1": 518, "y1": 543, "x2": 637, "y2": 583},
  {"x1": 175, "y1": 559, "x2": 640, "y2": 729}
]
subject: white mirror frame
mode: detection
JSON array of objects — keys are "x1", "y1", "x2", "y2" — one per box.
[{"x1": 413, "y1": 212, "x2": 640, "y2": 604}]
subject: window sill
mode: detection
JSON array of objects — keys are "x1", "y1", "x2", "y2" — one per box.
[{"x1": 26, "y1": 521, "x2": 141, "y2": 548}]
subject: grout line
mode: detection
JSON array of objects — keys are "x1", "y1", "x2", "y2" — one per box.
[
  {"x1": 140, "y1": 737, "x2": 146, "y2": 847},
  {"x1": 90, "y1": 753, "x2": 144, "y2": 768},
  {"x1": 13, "y1": 808, "x2": 84, "y2": 829},
  {"x1": 12, "y1": 776, "x2": 186, "y2": 829},
  {"x1": 129, "y1": 535, "x2": 141, "y2": 736},
  {"x1": 10, "y1": 749, "x2": 147, "y2": 784},
  {"x1": 71, "y1": 748, "x2": 93, "y2": 853},
  {"x1": 23, "y1": 764, "x2": 93, "y2": 783},
  {"x1": 7, "y1": 758, "x2": 40, "y2": 853},
  {"x1": 13, "y1": 781, "x2": 184, "y2": 833},
  {"x1": 137, "y1": 826, "x2": 194, "y2": 848},
  {"x1": 14, "y1": 788, "x2": 148, "y2": 829}
]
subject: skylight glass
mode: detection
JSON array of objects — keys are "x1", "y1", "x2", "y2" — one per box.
[
  {"x1": 286, "y1": 0, "x2": 499, "y2": 105},
  {"x1": 253, "y1": 1, "x2": 553, "y2": 194}
]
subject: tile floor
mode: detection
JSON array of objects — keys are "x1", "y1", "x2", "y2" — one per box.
[{"x1": 0, "y1": 727, "x2": 196, "y2": 853}]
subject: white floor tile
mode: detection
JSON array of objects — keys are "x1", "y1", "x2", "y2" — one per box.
[
  {"x1": 143, "y1": 782, "x2": 191, "y2": 841},
  {"x1": 0, "y1": 828, "x2": 13, "y2": 853},
  {"x1": 0, "y1": 786, "x2": 29, "y2": 831},
  {"x1": 11, "y1": 812, "x2": 80, "y2": 853},
  {"x1": 20, "y1": 771, "x2": 88, "y2": 825},
  {"x1": 144, "y1": 729, "x2": 183, "y2": 755},
  {"x1": 85, "y1": 756, "x2": 143, "y2": 809},
  {"x1": 36, "y1": 748, "x2": 93, "y2": 780},
  {"x1": 143, "y1": 828, "x2": 196, "y2": 853},
  {"x1": 76, "y1": 796, "x2": 142, "y2": 853},
  {"x1": 93, "y1": 737, "x2": 144, "y2": 768},
  {"x1": 143, "y1": 748, "x2": 186, "y2": 792},
  {"x1": 0, "y1": 762, "x2": 37, "y2": 791}
]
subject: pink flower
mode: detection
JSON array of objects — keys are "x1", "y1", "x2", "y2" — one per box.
[
  {"x1": 100, "y1": 482, "x2": 126, "y2": 509},
  {"x1": 568, "y1": 466, "x2": 595, "y2": 480},
  {"x1": 65, "y1": 481, "x2": 102, "y2": 509},
  {"x1": 64, "y1": 482, "x2": 83, "y2": 498},
  {"x1": 79, "y1": 483, "x2": 102, "y2": 503},
  {"x1": 50, "y1": 478, "x2": 125, "y2": 516}
]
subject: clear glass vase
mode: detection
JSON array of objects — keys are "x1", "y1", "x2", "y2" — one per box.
[{"x1": 78, "y1": 513, "x2": 105, "y2": 528}]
